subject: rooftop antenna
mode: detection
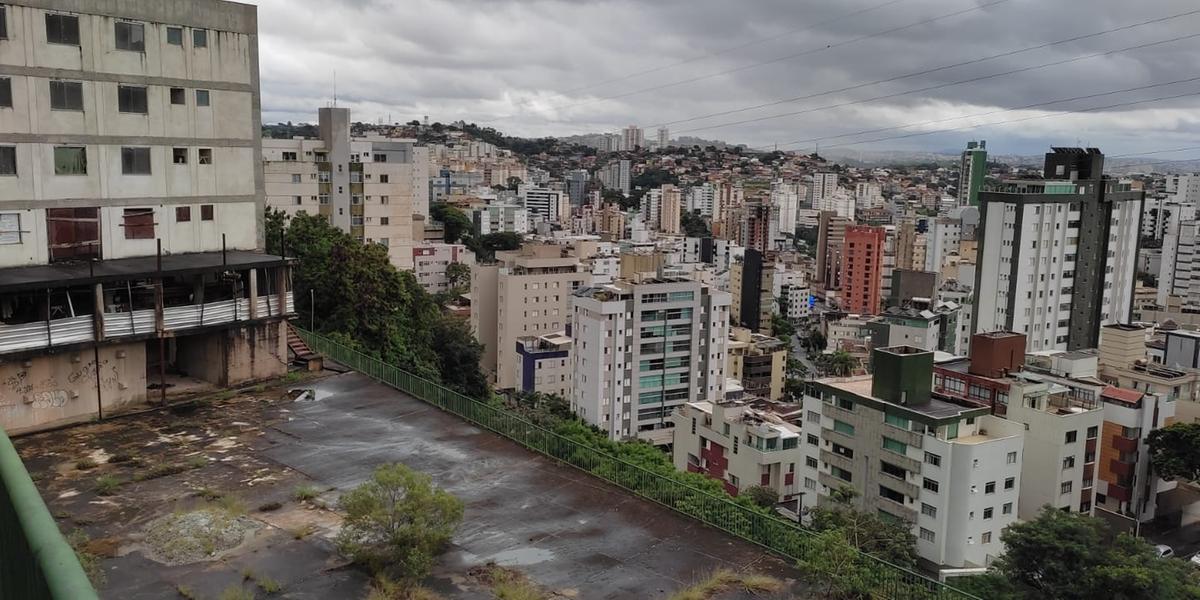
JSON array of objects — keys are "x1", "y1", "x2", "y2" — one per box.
[{"x1": 332, "y1": 70, "x2": 337, "y2": 107}]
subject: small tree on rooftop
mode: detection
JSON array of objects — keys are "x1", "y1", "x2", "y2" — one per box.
[
  {"x1": 744, "y1": 485, "x2": 779, "y2": 508},
  {"x1": 336, "y1": 463, "x2": 464, "y2": 581}
]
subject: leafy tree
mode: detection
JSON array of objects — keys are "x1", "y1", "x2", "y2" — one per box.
[
  {"x1": 445, "y1": 262, "x2": 471, "y2": 291},
  {"x1": 744, "y1": 485, "x2": 779, "y2": 508},
  {"x1": 265, "y1": 207, "x2": 288, "y2": 256},
  {"x1": 808, "y1": 487, "x2": 917, "y2": 567},
  {"x1": 336, "y1": 463, "x2": 464, "y2": 580},
  {"x1": 796, "y1": 529, "x2": 877, "y2": 599},
  {"x1": 600, "y1": 189, "x2": 625, "y2": 205},
  {"x1": 430, "y1": 317, "x2": 489, "y2": 399},
  {"x1": 771, "y1": 314, "x2": 796, "y2": 342},
  {"x1": 431, "y1": 203, "x2": 472, "y2": 243},
  {"x1": 803, "y1": 330, "x2": 827, "y2": 352},
  {"x1": 973, "y1": 506, "x2": 1200, "y2": 600},
  {"x1": 680, "y1": 210, "x2": 710, "y2": 237},
  {"x1": 1147, "y1": 422, "x2": 1200, "y2": 481},
  {"x1": 818, "y1": 351, "x2": 856, "y2": 377}
]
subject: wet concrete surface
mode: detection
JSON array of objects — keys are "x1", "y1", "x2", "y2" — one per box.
[{"x1": 18, "y1": 371, "x2": 812, "y2": 599}]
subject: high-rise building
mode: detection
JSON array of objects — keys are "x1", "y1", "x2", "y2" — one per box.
[
  {"x1": 841, "y1": 226, "x2": 886, "y2": 315},
  {"x1": 958, "y1": 140, "x2": 987, "y2": 207},
  {"x1": 803, "y1": 346, "x2": 1025, "y2": 569},
  {"x1": 519, "y1": 184, "x2": 567, "y2": 225},
  {"x1": 597, "y1": 159, "x2": 631, "y2": 195},
  {"x1": 730, "y1": 249, "x2": 775, "y2": 333},
  {"x1": 687, "y1": 182, "x2": 717, "y2": 217},
  {"x1": 739, "y1": 201, "x2": 777, "y2": 254},
  {"x1": 771, "y1": 180, "x2": 802, "y2": 238},
  {"x1": 571, "y1": 278, "x2": 730, "y2": 444},
  {"x1": 816, "y1": 212, "x2": 851, "y2": 292},
  {"x1": 265, "y1": 107, "x2": 429, "y2": 270},
  {"x1": 660, "y1": 186, "x2": 682, "y2": 235},
  {"x1": 924, "y1": 218, "x2": 963, "y2": 273},
  {"x1": 470, "y1": 245, "x2": 588, "y2": 389},
  {"x1": 726, "y1": 327, "x2": 787, "y2": 400},
  {"x1": 565, "y1": 169, "x2": 589, "y2": 206},
  {"x1": 855, "y1": 182, "x2": 884, "y2": 210},
  {"x1": 1158, "y1": 216, "x2": 1200, "y2": 310},
  {"x1": 808, "y1": 172, "x2": 838, "y2": 207},
  {"x1": 622, "y1": 125, "x2": 645, "y2": 151},
  {"x1": 973, "y1": 148, "x2": 1143, "y2": 352},
  {"x1": 656, "y1": 127, "x2": 670, "y2": 149},
  {"x1": 472, "y1": 204, "x2": 529, "y2": 234},
  {"x1": 0, "y1": 0, "x2": 294, "y2": 435}
]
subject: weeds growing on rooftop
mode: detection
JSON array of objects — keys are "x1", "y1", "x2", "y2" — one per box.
[
  {"x1": 75, "y1": 457, "x2": 98, "y2": 470},
  {"x1": 94, "y1": 475, "x2": 122, "y2": 496}
]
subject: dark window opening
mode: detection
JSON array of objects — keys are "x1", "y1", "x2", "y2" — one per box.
[{"x1": 122, "y1": 208, "x2": 155, "y2": 239}]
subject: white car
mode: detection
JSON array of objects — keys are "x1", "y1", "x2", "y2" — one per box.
[
  {"x1": 1190, "y1": 553, "x2": 1200, "y2": 566},
  {"x1": 1156, "y1": 544, "x2": 1175, "y2": 559}
]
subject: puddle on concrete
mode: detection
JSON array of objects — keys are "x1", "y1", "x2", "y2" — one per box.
[
  {"x1": 289, "y1": 387, "x2": 331, "y2": 402},
  {"x1": 486, "y1": 547, "x2": 556, "y2": 566}
]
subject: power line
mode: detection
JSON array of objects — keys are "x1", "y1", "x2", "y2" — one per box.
[
  {"x1": 556, "y1": 0, "x2": 909, "y2": 96},
  {"x1": 656, "y1": 7, "x2": 1200, "y2": 130},
  {"x1": 775, "y1": 76, "x2": 1200, "y2": 148},
  {"x1": 673, "y1": 30, "x2": 1200, "y2": 136},
  {"x1": 481, "y1": 0, "x2": 1011, "y2": 123},
  {"x1": 791, "y1": 89, "x2": 1200, "y2": 152}
]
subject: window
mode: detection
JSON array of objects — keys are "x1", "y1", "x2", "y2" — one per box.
[
  {"x1": 983, "y1": 507, "x2": 993, "y2": 519},
  {"x1": 380, "y1": 217, "x2": 389, "y2": 225},
  {"x1": 805, "y1": 456, "x2": 818, "y2": 469},
  {"x1": 122, "y1": 208, "x2": 154, "y2": 239},
  {"x1": 879, "y1": 485, "x2": 905, "y2": 504},
  {"x1": 380, "y1": 174, "x2": 390, "y2": 183},
  {"x1": 174, "y1": 206, "x2": 192, "y2": 222},
  {"x1": 46, "y1": 13, "x2": 80, "y2": 45},
  {"x1": 198, "y1": 149, "x2": 212, "y2": 165},
  {"x1": 118, "y1": 85, "x2": 148, "y2": 113},
  {"x1": 728, "y1": 474, "x2": 739, "y2": 487},
  {"x1": 919, "y1": 528, "x2": 935, "y2": 543},
  {"x1": 53, "y1": 147, "x2": 87, "y2": 175},
  {"x1": 925, "y1": 452, "x2": 941, "y2": 467},
  {"x1": 166, "y1": 26, "x2": 183, "y2": 45},
  {"x1": 985, "y1": 481, "x2": 996, "y2": 494},
  {"x1": 200, "y1": 205, "x2": 214, "y2": 221},
  {"x1": 120, "y1": 147, "x2": 151, "y2": 175},
  {"x1": 282, "y1": 151, "x2": 297, "y2": 161},
  {"x1": 982, "y1": 531, "x2": 992, "y2": 544},
  {"x1": 1004, "y1": 476, "x2": 1015, "y2": 490},
  {"x1": 1060, "y1": 481, "x2": 1072, "y2": 495},
  {"x1": 805, "y1": 477, "x2": 817, "y2": 491},
  {"x1": 1087, "y1": 425, "x2": 1098, "y2": 439},
  {"x1": 832, "y1": 442, "x2": 854, "y2": 459},
  {"x1": 881, "y1": 461, "x2": 906, "y2": 479},
  {"x1": 49, "y1": 81, "x2": 84, "y2": 110},
  {"x1": 882, "y1": 437, "x2": 907, "y2": 455},
  {"x1": 1065, "y1": 430, "x2": 1077, "y2": 444},
  {"x1": 1006, "y1": 451, "x2": 1018, "y2": 464},
  {"x1": 1063, "y1": 456, "x2": 1076, "y2": 470},
  {"x1": 831, "y1": 466, "x2": 852, "y2": 482},
  {"x1": 114, "y1": 21, "x2": 145, "y2": 51},
  {"x1": 885, "y1": 413, "x2": 909, "y2": 429},
  {"x1": 1002, "y1": 502, "x2": 1013, "y2": 515},
  {"x1": 0, "y1": 214, "x2": 20, "y2": 244},
  {"x1": 47, "y1": 208, "x2": 100, "y2": 261},
  {"x1": 0, "y1": 146, "x2": 14, "y2": 175},
  {"x1": 193, "y1": 29, "x2": 208, "y2": 47},
  {"x1": 833, "y1": 420, "x2": 855, "y2": 436},
  {"x1": 173, "y1": 148, "x2": 187, "y2": 164},
  {"x1": 921, "y1": 503, "x2": 937, "y2": 518},
  {"x1": 0, "y1": 77, "x2": 10, "y2": 108},
  {"x1": 195, "y1": 90, "x2": 210, "y2": 107},
  {"x1": 923, "y1": 478, "x2": 940, "y2": 493},
  {"x1": 170, "y1": 88, "x2": 186, "y2": 104},
  {"x1": 0, "y1": 6, "x2": 6, "y2": 39}
]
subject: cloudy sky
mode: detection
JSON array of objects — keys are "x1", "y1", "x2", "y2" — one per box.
[{"x1": 248, "y1": 0, "x2": 1200, "y2": 157}]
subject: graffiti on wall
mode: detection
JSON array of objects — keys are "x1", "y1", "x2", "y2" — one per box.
[{"x1": 0, "y1": 357, "x2": 121, "y2": 412}]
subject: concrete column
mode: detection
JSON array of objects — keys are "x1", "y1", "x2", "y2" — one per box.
[
  {"x1": 248, "y1": 268, "x2": 259, "y2": 320},
  {"x1": 92, "y1": 284, "x2": 105, "y2": 341},
  {"x1": 275, "y1": 266, "x2": 288, "y2": 315}
]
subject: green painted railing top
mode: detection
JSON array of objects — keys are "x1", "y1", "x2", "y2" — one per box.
[
  {"x1": 0, "y1": 428, "x2": 99, "y2": 600},
  {"x1": 297, "y1": 327, "x2": 980, "y2": 600}
]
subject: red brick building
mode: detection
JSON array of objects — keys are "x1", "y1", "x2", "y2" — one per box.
[{"x1": 840, "y1": 226, "x2": 885, "y2": 314}]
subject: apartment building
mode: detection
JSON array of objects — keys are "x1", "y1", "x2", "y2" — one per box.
[
  {"x1": 597, "y1": 159, "x2": 631, "y2": 195},
  {"x1": 411, "y1": 242, "x2": 474, "y2": 295},
  {"x1": 1158, "y1": 218, "x2": 1200, "y2": 311},
  {"x1": 934, "y1": 332, "x2": 1104, "y2": 519},
  {"x1": 1096, "y1": 386, "x2": 1176, "y2": 521},
  {"x1": 570, "y1": 278, "x2": 730, "y2": 444},
  {"x1": 730, "y1": 249, "x2": 775, "y2": 334},
  {"x1": 519, "y1": 184, "x2": 567, "y2": 226},
  {"x1": 816, "y1": 212, "x2": 850, "y2": 292},
  {"x1": 263, "y1": 107, "x2": 429, "y2": 270},
  {"x1": 841, "y1": 226, "x2": 885, "y2": 315},
  {"x1": 672, "y1": 399, "x2": 809, "y2": 507},
  {"x1": 804, "y1": 346, "x2": 1024, "y2": 570},
  {"x1": 1099, "y1": 324, "x2": 1199, "y2": 409},
  {"x1": 0, "y1": 0, "x2": 293, "y2": 435},
  {"x1": 738, "y1": 201, "x2": 777, "y2": 254},
  {"x1": 473, "y1": 203, "x2": 529, "y2": 234},
  {"x1": 727, "y1": 327, "x2": 787, "y2": 401},
  {"x1": 865, "y1": 303, "x2": 962, "y2": 355},
  {"x1": 513, "y1": 331, "x2": 572, "y2": 399},
  {"x1": 974, "y1": 148, "x2": 1143, "y2": 352},
  {"x1": 958, "y1": 141, "x2": 987, "y2": 207},
  {"x1": 808, "y1": 172, "x2": 838, "y2": 207},
  {"x1": 470, "y1": 244, "x2": 587, "y2": 389}
]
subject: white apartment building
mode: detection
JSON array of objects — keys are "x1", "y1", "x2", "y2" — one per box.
[
  {"x1": 473, "y1": 203, "x2": 529, "y2": 235},
  {"x1": 656, "y1": 127, "x2": 670, "y2": 149},
  {"x1": 805, "y1": 346, "x2": 1024, "y2": 571},
  {"x1": 682, "y1": 237, "x2": 745, "y2": 274},
  {"x1": 974, "y1": 149, "x2": 1142, "y2": 352},
  {"x1": 672, "y1": 399, "x2": 809, "y2": 508},
  {"x1": 1159, "y1": 218, "x2": 1200, "y2": 310},
  {"x1": 688, "y1": 182, "x2": 716, "y2": 217},
  {"x1": 519, "y1": 184, "x2": 567, "y2": 226},
  {"x1": 264, "y1": 107, "x2": 430, "y2": 270},
  {"x1": 818, "y1": 191, "x2": 855, "y2": 220},
  {"x1": 808, "y1": 172, "x2": 838, "y2": 207},
  {"x1": 924, "y1": 218, "x2": 962, "y2": 273},
  {"x1": 0, "y1": 0, "x2": 294, "y2": 435},
  {"x1": 597, "y1": 159, "x2": 631, "y2": 195},
  {"x1": 622, "y1": 125, "x2": 644, "y2": 151},
  {"x1": 412, "y1": 242, "x2": 474, "y2": 295},
  {"x1": 771, "y1": 180, "x2": 803, "y2": 237},
  {"x1": 470, "y1": 245, "x2": 588, "y2": 389},
  {"x1": 514, "y1": 331, "x2": 573, "y2": 399},
  {"x1": 571, "y1": 278, "x2": 730, "y2": 444},
  {"x1": 855, "y1": 182, "x2": 884, "y2": 210},
  {"x1": 641, "y1": 184, "x2": 682, "y2": 233}
]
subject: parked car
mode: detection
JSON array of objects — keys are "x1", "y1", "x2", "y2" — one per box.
[
  {"x1": 1156, "y1": 544, "x2": 1175, "y2": 559},
  {"x1": 1189, "y1": 553, "x2": 1200, "y2": 566}
]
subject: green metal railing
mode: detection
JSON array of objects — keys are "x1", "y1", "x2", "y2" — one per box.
[
  {"x1": 298, "y1": 328, "x2": 978, "y2": 600},
  {"x1": 0, "y1": 428, "x2": 98, "y2": 600}
]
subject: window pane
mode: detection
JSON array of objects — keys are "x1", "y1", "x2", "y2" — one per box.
[
  {"x1": 196, "y1": 90, "x2": 210, "y2": 106},
  {"x1": 176, "y1": 206, "x2": 191, "y2": 222},
  {"x1": 193, "y1": 29, "x2": 207, "y2": 47},
  {"x1": 198, "y1": 149, "x2": 212, "y2": 165},
  {"x1": 115, "y1": 21, "x2": 145, "y2": 51},
  {"x1": 0, "y1": 77, "x2": 11, "y2": 108},
  {"x1": 166, "y1": 26, "x2": 183, "y2": 45},
  {"x1": 49, "y1": 81, "x2": 84, "y2": 110},
  {"x1": 123, "y1": 208, "x2": 154, "y2": 239},
  {"x1": 0, "y1": 6, "x2": 7, "y2": 40},
  {"x1": 47, "y1": 207, "x2": 100, "y2": 261},
  {"x1": 121, "y1": 147, "x2": 151, "y2": 175},
  {"x1": 0, "y1": 146, "x2": 14, "y2": 176},
  {"x1": 201, "y1": 205, "x2": 214, "y2": 220},
  {"x1": 54, "y1": 147, "x2": 87, "y2": 175},
  {"x1": 170, "y1": 88, "x2": 185, "y2": 104},
  {"x1": 0, "y1": 214, "x2": 20, "y2": 245},
  {"x1": 46, "y1": 14, "x2": 80, "y2": 45},
  {"x1": 118, "y1": 85, "x2": 148, "y2": 114},
  {"x1": 173, "y1": 148, "x2": 188, "y2": 164}
]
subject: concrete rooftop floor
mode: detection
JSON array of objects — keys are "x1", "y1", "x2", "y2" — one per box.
[{"x1": 17, "y1": 371, "x2": 811, "y2": 599}]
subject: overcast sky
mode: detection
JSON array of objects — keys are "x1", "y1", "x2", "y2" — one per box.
[{"x1": 247, "y1": 0, "x2": 1200, "y2": 157}]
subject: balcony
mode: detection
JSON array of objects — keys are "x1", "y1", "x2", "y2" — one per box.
[
  {"x1": 820, "y1": 449, "x2": 854, "y2": 473},
  {"x1": 876, "y1": 497, "x2": 917, "y2": 524},
  {"x1": 1112, "y1": 435, "x2": 1138, "y2": 454},
  {"x1": 881, "y1": 422, "x2": 925, "y2": 449},
  {"x1": 1107, "y1": 483, "x2": 1132, "y2": 503},
  {"x1": 1109, "y1": 459, "x2": 1134, "y2": 478}
]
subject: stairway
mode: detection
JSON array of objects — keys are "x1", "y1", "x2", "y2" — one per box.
[{"x1": 286, "y1": 324, "x2": 322, "y2": 369}]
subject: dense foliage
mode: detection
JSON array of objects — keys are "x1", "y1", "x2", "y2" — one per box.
[
  {"x1": 1148, "y1": 422, "x2": 1200, "y2": 482},
  {"x1": 809, "y1": 487, "x2": 917, "y2": 567},
  {"x1": 267, "y1": 209, "x2": 488, "y2": 398},
  {"x1": 681, "y1": 210, "x2": 710, "y2": 237}
]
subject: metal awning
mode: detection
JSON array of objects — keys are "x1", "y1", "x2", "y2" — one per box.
[{"x1": 0, "y1": 251, "x2": 295, "y2": 293}]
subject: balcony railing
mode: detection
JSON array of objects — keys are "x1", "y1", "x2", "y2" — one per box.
[
  {"x1": 1109, "y1": 459, "x2": 1135, "y2": 478},
  {"x1": 1107, "y1": 482, "x2": 1132, "y2": 503},
  {"x1": 1112, "y1": 435, "x2": 1138, "y2": 454},
  {"x1": 0, "y1": 293, "x2": 294, "y2": 355}
]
